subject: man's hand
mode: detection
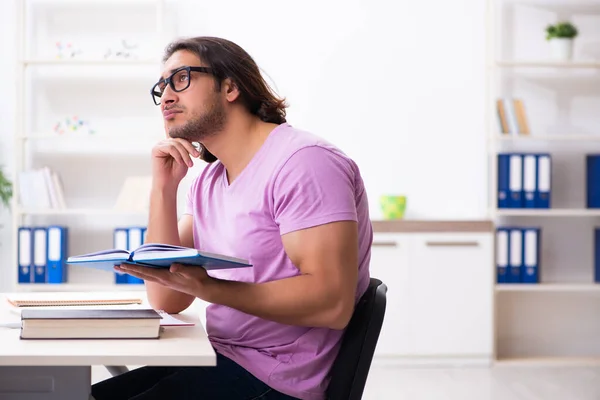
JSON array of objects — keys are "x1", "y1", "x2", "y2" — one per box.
[
  {"x1": 152, "y1": 139, "x2": 200, "y2": 189},
  {"x1": 116, "y1": 263, "x2": 216, "y2": 301}
]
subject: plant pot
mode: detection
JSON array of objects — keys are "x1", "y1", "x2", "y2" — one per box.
[{"x1": 549, "y1": 38, "x2": 573, "y2": 61}]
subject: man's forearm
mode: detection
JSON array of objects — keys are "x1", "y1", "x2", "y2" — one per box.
[
  {"x1": 146, "y1": 185, "x2": 180, "y2": 246},
  {"x1": 145, "y1": 185, "x2": 191, "y2": 313},
  {"x1": 206, "y1": 274, "x2": 353, "y2": 330}
]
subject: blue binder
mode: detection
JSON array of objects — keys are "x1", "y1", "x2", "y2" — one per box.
[
  {"x1": 32, "y1": 227, "x2": 48, "y2": 283},
  {"x1": 496, "y1": 228, "x2": 509, "y2": 283},
  {"x1": 127, "y1": 227, "x2": 145, "y2": 284},
  {"x1": 47, "y1": 226, "x2": 68, "y2": 283},
  {"x1": 497, "y1": 154, "x2": 510, "y2": 208},
  {"x1": 114, "y1": 228, "x2": 130, "y2": 284},
  {"x1": 536, "y1": 154, "x2": 551, "y2": 208},
  {"x1": 508, "y1": 154, "x2": 523, "y2": 208},
  {"x1": 522, "y1": 154, "x2": 537, "y2": 208},
  {"x1": 586, "y1": 155, "x2": 600, "y2": 208},
  {"x1": 508, "y1": 228, "x2": 523, "y2": 283},
  {"x1": 521, "y1": 227, "x2": 540, "y2": 284},
  {"x1": 18, "y1": 227, "x2": 33, "y2": 284}
]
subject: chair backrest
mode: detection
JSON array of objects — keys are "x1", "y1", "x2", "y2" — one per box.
[{"x1": 326, "y1": 277, "x2": 388, "y2": 400}]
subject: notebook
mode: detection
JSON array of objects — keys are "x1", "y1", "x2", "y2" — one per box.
[
  {"x1": 20, "y1": 308, "x2": 161, "y2": 339},
  {"x1": 6, "y1": 292, "x2": 143, "y2": 308},
  {"x1": 66, "y1": 243, "x2": 252, "y2": 272}
]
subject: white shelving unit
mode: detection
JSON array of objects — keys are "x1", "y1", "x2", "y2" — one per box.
[
  {"x1": 487, "y1": 0, "x2": 600, "y2": 365},
  {"x1": 11, "y1": 0, "x2": 176, "y2": 292}
]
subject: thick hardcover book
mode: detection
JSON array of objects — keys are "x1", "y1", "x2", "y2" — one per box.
[
  {"x1": 66, "y1": 243, "x2": 252, "y2": 272},
  {"x1": 20, "y1": 308, "x2": 162, "y2": 339}
]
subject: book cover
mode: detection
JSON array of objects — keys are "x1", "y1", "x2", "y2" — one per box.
[{"x1": 66, "y1": 243, "x2": 252, "y2": 272}]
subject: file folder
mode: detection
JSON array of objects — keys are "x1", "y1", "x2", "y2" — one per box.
[
  {"x1": 47, "y1": 226, "x2": 68, "y2": 283},
  {"x1": 32, "y1": 227, "x2": 48, "y2": 283},
  {"x1": 536, "y1": 154, "x2": 551, "y2": 208},
  {"x1": 18, "y1": 227, "x2": 33, "y2": 284},
  {"x1": 522, "y1": 228, "x2": 540, "y2": 284},
  {"x1": 523, "y1": 154, "x2": 537, "y2": 208},
  {"x1": 509, "y1": 228, "x2": 523, "y2": 283},
  {"x1": 114, "y1": 228, "x2": 129, "y2": 284},
  {"x1": 587, "y1": 155, "x2": 600, "y2": 208},
  {"x1": 508, "y1": 154, "x2": 523, "y2": 208},
  {"x1": 496, "y1": 228, "x2": 509, "y2": 283}
]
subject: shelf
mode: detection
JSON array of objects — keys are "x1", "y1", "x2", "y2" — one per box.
[
  {"x1": 507, "y1": 1, "x2": 600, "y2": 15},
  {"x1": 19, "y1": 134, "x2": 163, "y2": 141},
  {"x1": 494, "y1": 209, "x2": 600, "y2": 217},
  {"x1": 494, "y1": 134, "x2": 600, "y2": 141},
  {"x1": 496, "y1": 284, "x2": 600, "y2": 292},
  {"x1": 495, "y1": 60, "x2": 600, "y2": 69},
  {"x1": 23, "y1": 59, "x2": 160, "y2": 66},
  {"x1": 494, "y1": 356, "x2": 600, "y2": 367},
  {"x1": 15, "y1": 283, "x2": 146, "y2": 293},
  {"x1": 17, "y1": 208, "x2": 148, "y2": 216}
]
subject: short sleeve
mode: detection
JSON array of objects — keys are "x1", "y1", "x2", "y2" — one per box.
[{"x1": 273, "y1": 146, "x2": 358, "y2": 235}]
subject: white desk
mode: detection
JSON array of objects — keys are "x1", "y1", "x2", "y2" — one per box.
[{"x1": 0, "y1": 292, "x2": 216, "y2": 400}]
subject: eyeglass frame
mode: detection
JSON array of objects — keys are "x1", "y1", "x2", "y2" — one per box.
[{"x1": 150, "y1": 66, "x2": 215, "y2": 106}]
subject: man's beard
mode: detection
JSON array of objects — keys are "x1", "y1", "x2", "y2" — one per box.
[{"x1": 168, "y1": 97, "x2": 226, "y2": 143}]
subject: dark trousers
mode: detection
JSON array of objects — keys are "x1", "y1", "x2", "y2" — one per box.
[{"x1": 91, "y1": 351, "x2": 299, "y2": 400}]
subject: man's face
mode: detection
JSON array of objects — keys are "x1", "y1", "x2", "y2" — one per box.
[{"x1": 158, "y1": 50, "x2": 226, "y2": 142}]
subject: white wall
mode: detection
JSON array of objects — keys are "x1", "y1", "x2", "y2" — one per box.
[
  {"x1": 173, "y1": 0, "x2": 488, "y2": 221},
  {"x1": 0, "y1": 0, "x2": 488, "y2": 291}
]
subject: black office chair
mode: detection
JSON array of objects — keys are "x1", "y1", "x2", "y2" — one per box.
[
  {"x1": 326, "y1": 277, "x2": 388, "y2": 400},
  {"x1": 107, "y1": 278, "x2": 388, "y2": 400}
]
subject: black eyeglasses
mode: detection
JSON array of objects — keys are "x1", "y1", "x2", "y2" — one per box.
[{"x1": 150, "y1": 66, "x2": 214, "y2": 105}]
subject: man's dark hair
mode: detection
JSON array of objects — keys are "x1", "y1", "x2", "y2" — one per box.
[{"x1": 163, "y1": 36, "x2": 288, "y2": 163}]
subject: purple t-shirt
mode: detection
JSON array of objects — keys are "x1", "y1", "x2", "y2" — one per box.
[{"x1": 184, "y1": 123, "x2": 372, "y2": 400}]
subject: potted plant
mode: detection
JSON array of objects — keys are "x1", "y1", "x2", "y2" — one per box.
[
  {"x1": 546, "y1": 21, "x2": 578, "y2": 61},
  {"x1": 0, "y1": 167, "x2": 13, "y2": 210}
]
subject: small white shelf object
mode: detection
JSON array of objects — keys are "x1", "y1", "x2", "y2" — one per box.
[
  {"x1": 12, "y1": 0, "x2": 175, "y2": 292},
  {"x1": 487, "y1": 0, "x2": 600, "y2": 365}
]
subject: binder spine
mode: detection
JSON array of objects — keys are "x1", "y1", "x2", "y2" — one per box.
[
  {"x1": 496, "y1": 228, "x2": 509, "y2": 284},
  {"x1": 509, "y1": 228, "x2": 522, "y2": 283},
  {"x1": 47, "y1": 226, "x2": 68, "y2": 284},
  {"x1": 522, "y1": 228, "x2": 540, "y2": 284},
  {"x1": 497, "y1": 154, "x2": 510, "y2": 209},
  {"x1": 32, "y1": 227, "x2": 48, "y2": 283},
  {"x1": 18, "y1": 227, "x2": 33, "y2": 284}
]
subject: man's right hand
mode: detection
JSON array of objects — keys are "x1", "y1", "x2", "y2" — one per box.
[{"x1": 151, "y1": 138, "x2": 200, "y2": 189}]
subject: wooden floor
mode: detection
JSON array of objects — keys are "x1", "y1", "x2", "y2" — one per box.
[{"x1": 92, "y1": 364, "x2": 600, "y2": 399}]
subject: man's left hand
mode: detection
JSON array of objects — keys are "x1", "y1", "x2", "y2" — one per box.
[{"x1": 115, "y1": 263, "x2": 215, "y2": 301}]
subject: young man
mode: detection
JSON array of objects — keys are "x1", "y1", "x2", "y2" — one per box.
[{"x1": 92, "y1": 36, "x2": 373, "y2": 400}]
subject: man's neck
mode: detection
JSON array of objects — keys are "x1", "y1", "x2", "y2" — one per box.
[{"x1": 203, "y1": 115, "x2": 278, "y2": 185}]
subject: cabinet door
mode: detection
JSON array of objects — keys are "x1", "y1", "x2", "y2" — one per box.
[
  {"x1": 408, "y1": 233, "x2": 493, "y2": 356},
  {"x1": 369, "y1": 233, "x2": 412, "y2": 357}
]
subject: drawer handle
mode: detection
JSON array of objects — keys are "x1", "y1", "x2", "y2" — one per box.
[
  {"x1": 372, "y1": 241, "x2": 398, "y2": 247},
  {"x1": 426, "y1": 241, "x2": 479, "y2": 247}
]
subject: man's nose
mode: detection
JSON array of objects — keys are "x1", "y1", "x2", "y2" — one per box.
[{"x1": 161, "y1": 84, "x2": 178, "y2": 106}]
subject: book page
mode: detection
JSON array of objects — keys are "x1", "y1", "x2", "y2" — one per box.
[{"x1": 5, "y1": 292, "x2": 143, "y2": 307}]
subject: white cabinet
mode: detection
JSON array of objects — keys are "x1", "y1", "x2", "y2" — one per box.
[
  {"x1": 408, "y1": 233, "x2": 493, "y2": 357},
  {"x1": 370, "y1": 230, "x2": 493, "y2": 362},
  {"x1": 369, "y1": 233, "x2": 411, "y2": 357}
]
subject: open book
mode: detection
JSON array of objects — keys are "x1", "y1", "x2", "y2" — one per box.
[{"x1": 66, "y1": 243, "x2": 252, "y2": 272}]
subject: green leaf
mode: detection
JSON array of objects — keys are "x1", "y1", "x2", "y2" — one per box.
[{"x1": 546, "y1": 21, "x2": 578, "y2": 40}]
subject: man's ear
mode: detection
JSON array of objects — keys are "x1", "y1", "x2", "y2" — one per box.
[{"x1": 223, "y1": 78, "x2": 240, "y2": 103}]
